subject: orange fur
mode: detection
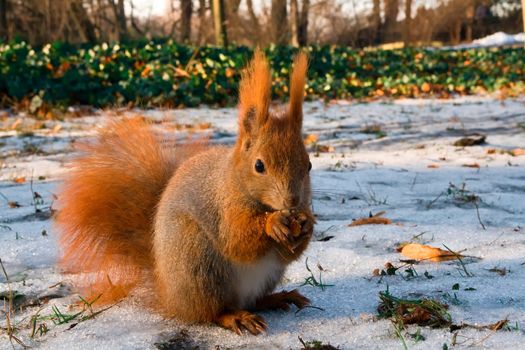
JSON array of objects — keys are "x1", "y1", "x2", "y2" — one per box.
[
  {"x1": 238, "y1": 49, "x2": 271, "y2": 138},
  {"x1": 56, "y1": 118, "x2": 205, "y2": 303},
  {"x1": 289, "y1": 51, "x2": 308, "y2": 124}
]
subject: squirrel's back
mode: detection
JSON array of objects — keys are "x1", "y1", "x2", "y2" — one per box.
[{"x1": 56, "y1": 118, "x2": 205, "y2": 302}]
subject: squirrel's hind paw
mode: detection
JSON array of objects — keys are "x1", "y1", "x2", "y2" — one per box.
[
  {"x1": 255, "y1": 289, "x2": 311, "y2": 311},
  {"x1": 215, "y1": 310, "x2": 267, "y2": 335}
]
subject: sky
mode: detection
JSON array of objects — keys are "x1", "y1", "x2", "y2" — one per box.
[{"x1": 130, "y1": 0, "x2": 167, "y2": 17}]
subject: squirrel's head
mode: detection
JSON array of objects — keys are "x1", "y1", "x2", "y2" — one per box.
[{"x1": 233, "y1": 50, "x2": 311, "y2": 211}]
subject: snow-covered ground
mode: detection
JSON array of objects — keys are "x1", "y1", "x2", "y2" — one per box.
[
  {"x1": 442, "y1": 31, "x2": 524, "y2": 49},
  {"x1": 1, "y1": 96, "x2": 525, "y2": 349}
]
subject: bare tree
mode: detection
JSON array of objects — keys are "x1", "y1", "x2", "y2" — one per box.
[
  {"x1": 246, "y1": 0, "x2": 261, "y2": 32},
  {"x1": 371, "y1": 0, "x2": 381, "y2": 44},
  {"x1": 297, "y1": 0, "x2": 309, "y2": 46},
  {"x1": 197, "y1": 0, "x2": 207, "y2": 43},
  {"x1": 290, "y1": 0, "x2": 299, "y2": 46},
  {"x1": 181, "y1": 0, "x2": 192, "y2": 42},
  {"x1": 522, "y1": 0, "x2": 525, "y2": 47},
  {"x1": 108, "y1": 0, "x2": 128, "y2": 41},
  {"x1": 71, "y1": 0, "x2": 97, "y2": 43},
  {"x1": 403, "y1": 0, "x2": 412, "y2": 46},
  {"x1": 271, "y1": 0, "x2": 288, "y2": 45},
  {"x1": 212, "y1": 0, "x2": 228, "y2": 46},
  {"x1": 384, "y1": 0, "x2": 399, "y2": 42},
  {"x1": 0, "y1": 0, "x2": 7, "y2": 41}
]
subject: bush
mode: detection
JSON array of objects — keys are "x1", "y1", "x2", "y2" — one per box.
[{"x1": 0, "y1": 40, "x2": 524, "y2": 111}]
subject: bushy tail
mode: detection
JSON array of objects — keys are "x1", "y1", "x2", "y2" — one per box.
[{"x1": 56, "y1": 118, "x2": 204, "y2": 302}]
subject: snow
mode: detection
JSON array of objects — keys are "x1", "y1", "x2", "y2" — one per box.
[
  {"x1": 446, "y1": 31, "x2": 524, "y2": 49},
  {"x1": 472, "y1": 32, "x2": 524, "y2": 47},
  {"x1": 1, "y1": 96, "x2": 525, "y2": 349}
]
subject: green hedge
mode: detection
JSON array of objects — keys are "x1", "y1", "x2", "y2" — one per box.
[{"x1": 0, "y1": 40, "x2": 524, "y2": 111}]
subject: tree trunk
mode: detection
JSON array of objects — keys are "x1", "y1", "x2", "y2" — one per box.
[
  {"x1": 271, "y1": 0, "x2": 287, "y2": 45},
  {"x1": 290, "y1": 0, "x2": 298, "y2": 46},
  {"x1": 197, "y1": 0, "x2": 207, "y2": 44},
  {"x1": 227, "y1": 0, "x2": 241, "y2": 14},
  {"x1": 0, "y1": 0, "x2": 7, "y2": 41},
  {"x1": 110, "y1": 0, "x2": 127, "y2": 41},
  {"x1": 212, "y1": 0, "x2": 227, "y2": 47},
  {"x1": 246, "y1": 0, "x2": 260, "y2": 32},
  {"x1": 403, "y1": 0, "x2": 412, "y2": 47},
  {"x1": 465, "y1": 0, "x2": 475, "y2": 43},
  {"x1": 372, "y1": 0, "x2": 381, "y2": 45},
  {"x1": 522, "y1": 0, "x2": 525, "y2": 47},
  {"x1": 181, "y1": 0, "x2": 192, "y2": 42},
  {"x1": 384, "y1": 0, "x2": 399, "y2": 43},
  {"x1": 71, "y1": 0, "x2": 97, "y2": 43},
  {"x1": 297, "y1": 0, "x2": 309, "y2": 46}
]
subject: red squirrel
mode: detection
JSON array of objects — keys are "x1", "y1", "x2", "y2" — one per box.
[{"x1": 56, "y1": 50, "x2": 314, "y2": 335}]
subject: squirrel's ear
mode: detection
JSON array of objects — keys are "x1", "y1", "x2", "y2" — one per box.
[
  {"x1": 238, "y1": 49, "x2": 271, "y2": 139},
  {"x1": 289, "y1": 51, "x2": 308, "y2": 129}
]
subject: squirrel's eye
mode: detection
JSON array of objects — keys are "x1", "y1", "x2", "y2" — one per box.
[
  {"x1": 255, "y1": 159, "x2": 265, "y2": 173},
  {"x1": 308, "y1": 161, "x2": 312, "y2": 172}
]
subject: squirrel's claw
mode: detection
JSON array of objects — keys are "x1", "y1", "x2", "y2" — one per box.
[
  {"x1": 216, "y1": 310, "x2": 267, "y2": 336},
  {"x1": 255, "y1": 289, "x2": 311, "y2": 311},
  {"x1": 296, "y1": 212, "x2": 315, "y2": 235}
]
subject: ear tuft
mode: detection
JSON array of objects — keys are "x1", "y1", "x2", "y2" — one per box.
[
  {"x1": 238, "y1": 49, "x2": 271, "y2": 138},
  {"x1": 289, "y1": 51, "x2": 308, "y2": 127}
]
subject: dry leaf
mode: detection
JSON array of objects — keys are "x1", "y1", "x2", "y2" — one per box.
[
  {"x1": 197, "y1": 122, "x2": 212, "y2": 130},
  {"x1": 51, "y1": 124, "x2": 62, "y2": 133},
  {"x1": 511, "y1": 148, "x2": 525, "y2": 156},
  {"x1": 488, "y1": 319, "x2": 509, "y2": 331},
  {"x1": 316, "y1": 144, "x2": 335, "y2": 153},
  {"x1": 400, "y1": 306, "x2": 432, "y2": 325},
  {"x1": 174, "y1": 67, "x2": 190, "y2": 78},
  {"x1": 13, "y1": 176, "x2": 26, "y2": 184},
  {"x1": 462, "y1": 163, "x2": 480, "y2": 168},
  {"x1": 141, "y1": 66, "x2": 151, "y2": 77},
  {"x1": 304, "y1": 134, "x2": 318, "y2": 146},
  {"x1": 427, "y1": 164, "x2": 440, "y2": 168},
  {"x1": 11, "y1": 118, "x2": 22, "y2": 130},
  {"x1": 349, "y1": 211, "x2": 392, "y2": 227},
  {"x1": 453, "y1": 134, "x2": 486, "y2": 147},
  {"x1": 400, "y1": 243, "x2": 460, "y2": 262},
  {"x1": 488, "y1": 267, "x2": 507, "y2": 276},
  {"x1": 8, "y1": 201, "x2": 21, "y2": 208}
]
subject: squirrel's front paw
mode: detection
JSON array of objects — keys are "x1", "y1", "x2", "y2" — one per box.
[
  {"x1": 265, "y1": 210, "x2": 294, "y2": 252},
  {"x1": 265, "y1": 210, "x2": 314, "y2": 254},
  {"x1": 293, "y1": 211, "x2": 315, "y2": 237}
]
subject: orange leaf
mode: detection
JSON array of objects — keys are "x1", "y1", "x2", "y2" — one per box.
[
  {"x1": 11, "y1": 118, "x2": 22, "y2": 130},
  {"x1": 174, "y1": 67, "x2": 190, "y2": 78},
  {"x1": 511, "y1": 148, "x2": 525, "y2": 157},
  {"x1": 427, "y1": 164, "x2": 440, "y2": 168},
  {"x1": 304, "y1": 134, "x2": 318, "y2": 146},
  {"x1": 141, "y1": 66, "x2": 151, "y2": 78},
  {"x1": 421, "y1": 82, "x2": 431, "y2": 93},
  {"x1": 51, "y1": 124, "x2": 62, "y2": 133},
  {"x1": 13, "y1": 176, "x2": 26, "y2": 184},
  {"x1": 349, "y1": 212, "x2": 392, "y2": 227},
  {"x1": 400, "y1": 243, "x2": 460, "y2": 262},
  {"x1": 225, "y1": 68, "x2": 235, "y2": 78}
]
